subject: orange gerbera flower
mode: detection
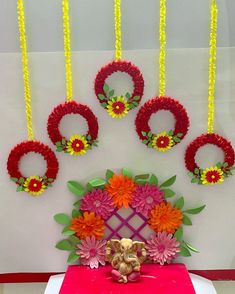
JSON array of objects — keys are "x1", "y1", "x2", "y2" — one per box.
[
  {"x1": 149, "y1": 202, "x2": 183, "y2": 234},
  {"x1": 105, "y1": 174, "x2": 136, "y2": 208},
  {"x1": 70, "y1": 212, "x2": 105, "y2": 240}
]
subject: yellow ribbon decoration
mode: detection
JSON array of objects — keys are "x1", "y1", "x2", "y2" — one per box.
[
  {"x1": 114, "y1": 0, "x2": 122, "y2": 61},
  {"x1": 62, "y1": 0, "x2": 73, "y2": 101},
  {"x1": 17, "y1": 0, "x2": 34, "y2": 141},
  {"x1": 207, "y1": 0, "x2": 218, "y2": 133},
  {"x1": 158, "y1": 0, "x2": 166, "y2": 97}
]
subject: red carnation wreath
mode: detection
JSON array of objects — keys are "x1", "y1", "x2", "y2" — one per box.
[
  {"x1": 7, "y1": 141, "x2": 59, "y2": 196},
  {"x1": 135, "y1": 97, "x2": 190, "y2": 152},
  {"x1": 47, "y1": 101, "x2": 99, "y2": 156},
  {"x1": 94, "y1": 60, "x2": 144, "y2": 119},
  {"x1": 185, "y1": 133, "x2": 235, "y2": 185}
]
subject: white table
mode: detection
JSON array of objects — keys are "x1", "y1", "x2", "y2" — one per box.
[{"x1": 44, "y1": 273, "x2": 217, "y2": 294}]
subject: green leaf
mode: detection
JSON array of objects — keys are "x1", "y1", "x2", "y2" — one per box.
[
  {"x1": 216, "y1": 162, "x2": 222, "y2": 168},
  {"x1": 48, "y1": 178, "x2": 54, "y2": 182},
  {"x1": 122, "y1": 168, "x2": 132, "y2": 178},
  {"x1": 187, "y1": 172, "x2": 194, "y2": 178},
  {"x1": 98, "y1": 94, "x2": 106, "y2": 100},
  {"x1": 103, "y1": 83, "x2": 109, "y2": 94},
  {"x1": 174, "y1": 197, "x2": 184, "y2": 209},
  {"x1": 125, "y1": 92, "x2": 131, "y2": 99},
  {"x1": 191, "y1": 177, "x2": 199, "y2": 184},
  {"x1": 106, "y1": 169, "x2": 114, "y2": 181},
  {"x1": 16, "y1": 186, "x2": 24, "y2": 192},
  {"x1": 160, "y1": 175, "x2": 176, "y2": 188},
  {"x1": 183, "y1": 214, "x2": 192, "y2": 225},
  {"x1": 142, "y1": 140, "x2": 148, "y2": 145},
  {"x1": 183, "y1": 205, "x2": 206, "y2": 215},
  {"x1": 128, "y1": 103, "x2": 135, "y2": 109},
  {"x1": 162, "y1": 189, "x2": 175, "y2": 198},
  {"x1": 109, "y1": 90, "x2": 114, "y2": 97},
  {"x1": 149, "y1": 174, "x2": 158, "y2": 186},
  {"x1": 88, "y1": 178, "x2": 106, "y2": 189},
  {"x1": 19, "y1": 177, "x2": 25, "y2": 184},
  {"x1": 174, "y1": 227, "x2": 183, "y2": 241},
  {"x1": 134, "y1": 174, "x2": 150, "y2": 180},
  {"x1": 147, "y1": 131, "x2": 152, "y2": 138},
  {"x1": 67, "y1": 181, "x2": 86, "y2": 197},
  {"x1": 180, "y1": 246, "x2": 191, "y2": 257},
  {"x1": 56, "y1": 147, "x2": 63, "y2": 152},
  {"x1": 133, "y1": 96, "x2": 140, "y2": 101},
  {"x1": 229, "y1": 166, "x2": 235, "y2": 170},
  {"x1": 183, "y1": 241, "x2": 199, "y2": 253},
  {"x1": 72, "y1": 209, "x2": 80, "y2": 218},
  {"x1": 141, "y1": 131, "x2": 147, "y2": 136},
  {"x1": 67, "y1": 251, "x2": 80, "y2": 263},
  {"x1": 62, "y1": 138, "x2": 66, "y2": 145},
  {"x1": 10, "y1": 177, "x2": 18, "y2": 182},
  {"x1": 173, "y1": 136, "x2": 181, "y2": 143},
  {"x1": 56, "y1": 141, "x2": 62, "y2": 147},
  {"x1": 54, "y1": 213, "x2": 71, "y2": 225},
  {"x1": 69, "y1": 235, "x2": 81, "y2": 245},
  {"x1": 101, "y1": 102, "x2": 108, "y2": 107},
  {"x1": 223, "y1": 162, "x2": 228, "y2": 167},
  {"x1": 147, "y1": 142, "x2": 153, "y2": 148},
  {"x1": 135, "y1": 179, "x2": 147, "y2": 185},
  {"x1": 86, "y1": 134, "x2": 91, "y2": 141},
  {"x1": 168, "y1": 130, "x2": 174, "y2": 136},
  {"x1": 62, "y1": 226, "x2": 75, "y2": 236},
  {"x1": 177, "y1": 133, "x2": 183, "y2": 138},
  {"x1": 73, "y1": 200, "x2": 81, "y2": 210},
  {"x1": 194, "y1": 168, "x2": 200, "y2": 175},
  {"x1": 55, "y1": 240, "x2": 73, "y2": 251}
]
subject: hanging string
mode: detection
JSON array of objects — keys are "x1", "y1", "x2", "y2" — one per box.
[
  {"x1": 158, "y1": 0, "x2": 166, "y2": 97},
  {"x1": 114, "y1": 0, "x2": 122, "y2": 61},
  {"x1": 207, "y1": 0, "x2": 218, "y2": 133},
  {"x1": 62, "y1": 0, "x2": 73, "y2": 101},
  {"x1": 17, "y1": 0, "x2": 34, "y2": 141}
]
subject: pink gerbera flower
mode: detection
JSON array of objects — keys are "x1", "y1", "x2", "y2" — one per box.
[
  {"x1": 131, "y1": 183, "x2": 164, "y2": 217},
  {"x1": 76, "y1": 236, "x2": 106, "y2": 269},
  {"x1": 81, "y1": 189, "x2": 114, "y2": 219},
  {"x1": 146, "y1": 232, "x2": 180, "y2": 265}
]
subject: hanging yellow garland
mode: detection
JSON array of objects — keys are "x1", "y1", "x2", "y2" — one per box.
[
  {"x1": 47, "y1": 0, "x2": 99, "y2": 156},
  {"x1": 185, "y1": 0, "x2": 235, "y2": 186},
  {"x1": 7, "y1": 0, "x2": 59, "y2": 196}
]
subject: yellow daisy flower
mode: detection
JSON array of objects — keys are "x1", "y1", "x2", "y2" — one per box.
[
  {"x1": 152, "y1": 131, "x2": 174, "y2": 152},
  {"x1": 107, "y1": 96, "x2": 129, "y2": 119},
  {"x1": 24, "y1": 176, "x2": 46, "y2": 196},
  {"x1": 66, "y1": 134, "x2": 89, "y2": 156},
  {"x1": 201, "y1": 166, "x2": 224, "y2": 185}
]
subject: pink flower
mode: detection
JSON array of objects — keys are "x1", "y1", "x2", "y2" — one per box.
[
  {"x1": 146, "y1": 232, "x2": 180, "y2": 265},
  {"x1": 81, "y1": 189, "x2": 114, "y2": 219},
  {"x1": 76, "y1": 236, "x2": 106, "y2": 269},
  {"x1": 131, "y1": 183, "x2": 164, "y2": 217}
]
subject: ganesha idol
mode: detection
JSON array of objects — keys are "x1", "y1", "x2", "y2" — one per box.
[{"x1": 106, "y1": 238, "x2": 147, "y2": 283}]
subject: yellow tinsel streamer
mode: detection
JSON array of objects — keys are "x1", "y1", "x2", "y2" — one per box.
[
  {"x1": 207, "y1": 0, "x2": 218, "y2": 134},
  {"x1": 114, "y1": 0, "x2": 122, "y2": 61},
  {"x1": 158, "y1": 0, "x2": 166, "y2": 97},
  {"x1": 17, "y1": 0, "x2": 34, "y2": 140},
  {"x1": 62, "y1": 0, "x2": 73, "y2": 101}
]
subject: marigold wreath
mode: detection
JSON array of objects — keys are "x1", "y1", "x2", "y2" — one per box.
[
  {"x1": 185, "y1": 133, "x2": 235, "y2": 185},
  {"x1": 135, "y1": 97, "x2": 190, "y2": 152},
  {"x1": 7, "y1": 141, "x2": 59, "y2": 195},
  {"x1": 47, "y1": 101, "x2": 99, "y2": 156},
  {"x1": 94, "y1": 61, "x2": 144, "y2": 119}
]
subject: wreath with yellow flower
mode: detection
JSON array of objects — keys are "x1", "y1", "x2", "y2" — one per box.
[
  {"x1": 7, "y1": 141, "x2": 59, "y2": 196},
  {"x1": 185, "y1": 133, "x2": 235, "y2": 185},
  {"x1": 135, "y1": 97, "x2": 190, "y2": 152},
  {"x1": 47, "y1": 101, "x2": 99, "y2": 156},
  {"x1": 54, "y1": 168, "x2": 205, "y2": 265},
  {"x1": 94, "y1": 61, "x2": 144, "y2": 119}
]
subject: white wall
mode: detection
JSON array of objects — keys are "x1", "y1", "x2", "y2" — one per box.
[{"x1": 0, "y1": 0, "x2": 234, "y2": 53}]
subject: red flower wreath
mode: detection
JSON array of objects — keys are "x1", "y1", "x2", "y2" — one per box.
[
  {"x1": 185, "y1": 133, "x2": 235, "y2": 185},
  {"x1": 7, "y1": 141, "x2": 59, "y2": 195},
  {"x1": 47, "y1": 101, "x2": 99, "y2": 156},
  {"x1": 135, "y1": 97, "x2": 190, "y2": 152},
  {"x1": 94, "y1": 60, "x2": 144, "y2": 119}
]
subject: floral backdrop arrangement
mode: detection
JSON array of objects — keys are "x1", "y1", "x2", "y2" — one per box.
[{"x1": 54, "y1": 169, "x2": 205, "y2": 268}]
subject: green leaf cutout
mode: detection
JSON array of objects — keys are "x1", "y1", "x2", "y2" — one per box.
[
  {"x1": 109, "y1": 90, "x2": 114, "y2": 97},
  {"x1": 160, "y1": 175, "x2": 176, "y2": 188},
  {"x1": 183, "y1": 241, "x2": 199, "y2": 253},
  {"x1": 73, "y1": 200, "x2": 81, "y2": 210},
  {"x1": 149, "y1": 174, "x2": 158, "y2": 186},
  {"x1": 133, "y1": 96, "x2": 140, "y2": 101},
  {"x1": 16, "y1": 186, "x2": 24, "y2": 192},
  {"x1": 174, "y1": 197, "x2": 184, "y2": 209},
  {"x1": 101, "y1": 102, "x2": 108, "y2": 107},
  {"x1": 54, "y1": 213, "x2": 71, "y2": 225},
  {"x1": 62, "y1": 226, "x2": 75, "y2": 236},
  {"x1": 98, "y1": 94, "x2": 106, "y2": 100},
  {"x1": 122, "y1": 168, "x2": 132, "y2": 178},
  {"x1": 184, "y1": 205, "x2": 206, "y2": 215},
  {"x1": 125, "y1": 92, "x2": 131, "y2": 99},
  {"x1": 174, "y1": 227, "x2": 183, "y2": 241},
  {"x1": 67, "y1": 181, "x2": 86, "y2": 197},
  {"x1": 10, "y1": 177, "x2": 18, "y2": 182},
  {"x1": 135, "y1": 179, "x2": 147, "y2": 185},
  {"x1": 162, "y1": 188, "x2": 175, "y2": 198},
  {"x1": 106, "y1": 169, "x2": 114, "y2": 181},
  {"x1": 55, "y1": 240, "x2": 74, "y2": 251},
  {"x1": 69, "y1": 235, "x2": 81, "y2": 245},
  {"x1": 141, "y1": 131, "x2": 147, "y2": 136},
  {"x1": 134, "y1": 174, "x2": 150, "y2": 180},
  {"x1": 67, "y1": 251, "x2": 80, "y2": 263},
  {"x1": 191, "y1": 177, "x2": 199, "y2": 184},
  {"x1": 168, "y1": 130, "x2": 174, "y2": 136},
  {"x1": 72, "y1": 209, "x2": 81, "y2": 218},
  {"x1": 88, "y1": 178, "x2": 106, "y2": 189},
  {"x1": 183, "y1": 214, "x2": 192, "y2": 225},
  {"x1": 187, "y1": 172, "x2": 194, "y2": 178},
  {"x1": 180, "y1": 246, "x2": 191, "y2": 257},
  {"x1": 103, "y1": 83, "x2": 109, "y2": 94}
]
